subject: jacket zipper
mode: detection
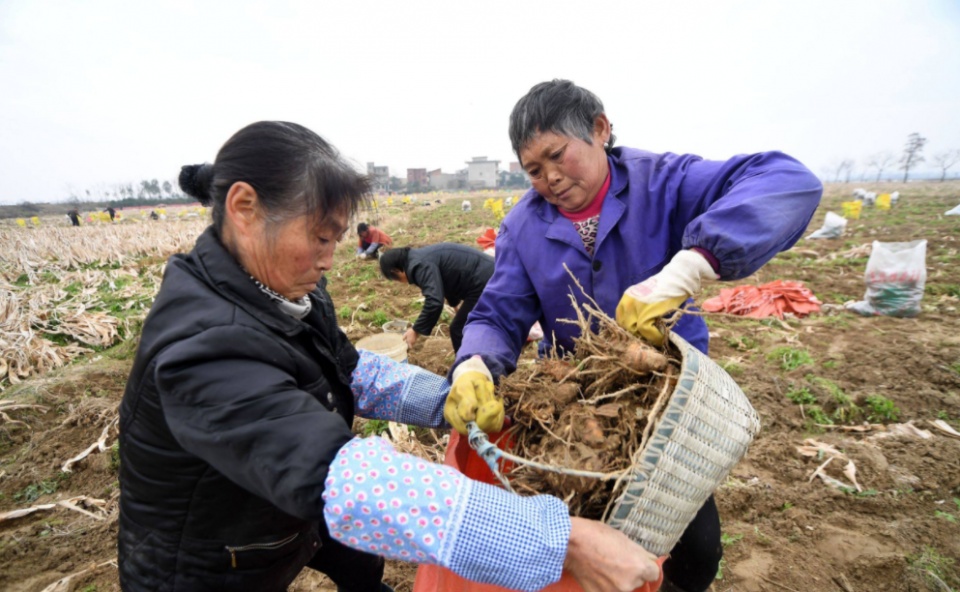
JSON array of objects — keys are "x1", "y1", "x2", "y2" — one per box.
[{"x1": 225, "y1": 532, "x2": 300, "y2": 569}]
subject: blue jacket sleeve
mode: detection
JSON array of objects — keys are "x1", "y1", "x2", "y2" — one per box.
[
  {"x1": 454, "y1": 222, "x2": 540, "y2": 380},
  {"x1": 672, "y1": 151, "x2": 822, "y2": 279}
]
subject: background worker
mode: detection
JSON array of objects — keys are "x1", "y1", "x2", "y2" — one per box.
[
  {"x1": 447, "y1": 79, "x2": 823, "y2": 592},
  {"x1": 379, "y1": 243, "x2": 494, "y2": 353},
  {"x1": 119, "y1": 120, "x2": 660, "y2": 592},
  {"x1": 356, "y1": 221, "x2": 393, "y2": 259}
]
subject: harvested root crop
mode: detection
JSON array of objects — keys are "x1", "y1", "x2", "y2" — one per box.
[{"x1": 499, "y1": 289, "x2": 681, "y2": 519}]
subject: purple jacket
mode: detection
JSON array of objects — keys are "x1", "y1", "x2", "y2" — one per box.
[{"x1": 456, "y1": 147, "x2": 822, "y2": 379}]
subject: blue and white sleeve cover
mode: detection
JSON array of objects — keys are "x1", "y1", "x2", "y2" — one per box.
[
  {"x1": 322, "y1": 437, "x2": 571, "y2": 591},
  {"x1": 350, "y1": 349, "x2": 448, "y2": 428}
]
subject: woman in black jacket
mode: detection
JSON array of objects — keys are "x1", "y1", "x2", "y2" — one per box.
[
  {"x1": 378, "y1": 243, "x2": 493, "y2": 353},
  {"x1": 118, "y1": 121, "x2": 660, "y2": 592}
]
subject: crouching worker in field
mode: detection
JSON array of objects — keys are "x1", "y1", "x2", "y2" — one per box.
[
  {"x1": 378, "y1": 243, "x2": 494, "y2": 353},
  {"x1": 449, "y1": 80, "x2": 824, "y2": 592},
  {"x1": 356, "y1": 222, "x2": 392, "y2": 259},
  {"x1": 117, "y1": 121, "x2": 661, "y2": 592}
]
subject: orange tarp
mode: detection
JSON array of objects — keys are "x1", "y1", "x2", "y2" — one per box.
[
  {"x1": 476, "y1": 228, "x2": 497, "y2": 250},
  {"x1": 702, "y1": 280, "x2": 821, "y2": 319}
]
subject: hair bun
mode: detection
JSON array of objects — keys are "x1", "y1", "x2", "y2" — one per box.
[{"x1": 179, "y1": 163, "x2": 214, "y2": 205}]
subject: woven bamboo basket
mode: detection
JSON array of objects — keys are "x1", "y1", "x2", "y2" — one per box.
[{"x1": 603, "y1": 331, "x2": 761, "y2": 555}]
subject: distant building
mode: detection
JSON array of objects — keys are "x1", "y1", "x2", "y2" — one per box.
[
  {"x1": 367, "y1": 162, "x2": 390, "y2": 193},
  {"x1": 509, "y1": 162, "x2": 523, "y2": 173},
  {"x1": 407, "y1": 168, "x2": 428, "y2": 189},
  {"x1": 466, "y1": 156, "x2": 499, "y2": 189},
  {"x1": 428, "y1": 168, "x2": 462, "y2": 190}
]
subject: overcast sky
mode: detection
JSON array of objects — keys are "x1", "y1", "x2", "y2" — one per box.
[{"x1": 1, "y1": 0, "x2": 959, "y2": 205}]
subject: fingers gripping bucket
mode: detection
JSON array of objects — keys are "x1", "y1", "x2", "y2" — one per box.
[
  {"x1": 605, "y1": 332, "x2": 761, "y2": 556},
  {"x1": 355, "y1": 332, "x2": 408, "y2": 363}
]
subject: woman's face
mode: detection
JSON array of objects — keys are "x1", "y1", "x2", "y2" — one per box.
[
  {"x1": 519, "y1": 115, "x2": 611, "y2": 213},
  {"x1": 244, "y1": 209, "x2": 349, "y2": 300}
]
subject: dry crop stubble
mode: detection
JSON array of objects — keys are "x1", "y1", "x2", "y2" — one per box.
[{"x1": 0, "y1": 218, "x2": 208, "y2": 390}]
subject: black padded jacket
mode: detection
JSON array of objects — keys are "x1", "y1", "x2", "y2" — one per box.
[
  {"x1": 405, "y1": 243, "x2": 494, "y2": 336},
  {"x1": 118, "y1": 227, "x2": 358, "y2": 591}
]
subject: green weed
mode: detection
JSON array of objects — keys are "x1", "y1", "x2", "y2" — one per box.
[
  {"x1": 714, "y1": 532, "x2": 744, "y2": 580},
  {"x1": 109, "y1": 441, "x2": 121, "y2": 473},
  {"x1": 14, "y1": 473, "x2": 70, "y2": 503},
  {"x1": 360, "y1": 419, "x2": 390, "y2": 437},
  {"x1": 786, "y1": 386, "x2": 817, "y2": 406},
  {"x1": 725, "y1": 335, "x2": 759, "y2": 351},
  {"x1": 718, "y1": 360, "x2": 744, "y2": 376},
  {"x1": 926, "y1": 284, "x2": 960, "y2": 298},
  {"x1": 372, "y1": 310, "x2": 390, "y2": 327},
  {"x1": 935, "y1": 511, "x2": 956, "y2": 523},
  {"x1": 338, "y1": 306, "x2": 352, "y2": 320},
  {"x1": 865, "y1": 395, "x2": 900, "y2": 422},
  {"x1": 767, "y1": 347, "x2": 813, "y2": 371},
  {"x1": 805, "y1": 406, "x2": 833, "y2": 426},
  {"x1": 908, "y1": 546, "x2": 958, "y2": 589},
  {"x1": 822, "y1": 360, "x2": 839, "y2": 370},
  {"x1": 819, "y1": 315, "x2": 851, "y2": 328},
  {"x1": 950, "y1": 362, "x2": 960, "y2": 376}
]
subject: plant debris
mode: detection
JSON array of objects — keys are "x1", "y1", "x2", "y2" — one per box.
[{"x1": 498, "y1": 285, "x2": 681, "y2": 519}]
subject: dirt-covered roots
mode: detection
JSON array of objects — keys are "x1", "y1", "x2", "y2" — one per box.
[{"x1": 499, "y1": 297, "x2": 680, "y2": 519}]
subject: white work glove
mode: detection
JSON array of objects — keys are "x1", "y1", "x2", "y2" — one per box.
[
  {"x1": 615, "y1": 250, "x2": 718, "y2": 346},
  {"x1": 359, "y1": 253, "x2": 368, "y2": 260},
  {"x1": 445, "y1": 356, "x2": 504, "y2": 435}
]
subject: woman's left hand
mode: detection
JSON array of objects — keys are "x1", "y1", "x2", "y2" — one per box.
[{"x1": 616, "y1": 250, "x2": 718, "y2": 345}]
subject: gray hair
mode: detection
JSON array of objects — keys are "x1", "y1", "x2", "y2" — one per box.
[{"x1": 508, "y1": 80, "x2": 616, "y2": 159}]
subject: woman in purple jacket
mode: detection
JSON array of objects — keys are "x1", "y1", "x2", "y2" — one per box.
[{"x1": 447, "y1": 80, "x2": 823, "y2": 592}]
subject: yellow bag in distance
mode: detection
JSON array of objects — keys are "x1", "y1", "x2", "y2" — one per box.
[
  {"x1": 876, "y1": 194, "x2": 891, "y2": 210},
  {"x1": 842, "y1": 201, "x2": 862, "y2": 219}
]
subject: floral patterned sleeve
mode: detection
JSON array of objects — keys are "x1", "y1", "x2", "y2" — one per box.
[
  {"x1": 350, "y1": 350, "x2": 448, "y2": 428},
  {"x1": 323, "y1": 437, "x2": 571, "y2": 591}
]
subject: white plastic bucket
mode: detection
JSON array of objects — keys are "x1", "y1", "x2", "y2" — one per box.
[
  {"x1": 356, "y1": 332, "x2": 408, "y2": 363},
  {"x1": 382, "y1": 320, "x2": 410, "y2": 334}
]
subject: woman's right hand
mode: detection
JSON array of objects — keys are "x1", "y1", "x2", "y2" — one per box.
[
  {"x1": 563, "y1": 517, "x2": 661, "y2": 592},
  {"x1": 444, "y1": 356, "x2": 504, "y2": 435}
]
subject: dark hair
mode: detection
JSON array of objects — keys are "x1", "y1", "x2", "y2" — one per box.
[
  {"x1": 508, "y1": 79, "x2": 616, "y2": 159},
  {"x1": 357, "y1": 222, "x2": 369, "y2": 235},
  {"x1": 178, "y1": 121, "x2": 370, "y2": 234},
  {"x1": 379, "y1": 247, "x2": 411, "y2": 281}
]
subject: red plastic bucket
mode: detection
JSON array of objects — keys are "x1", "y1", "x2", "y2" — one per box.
[{"x1": 411, "y1": 430, "x2": 665, "y2": 592}]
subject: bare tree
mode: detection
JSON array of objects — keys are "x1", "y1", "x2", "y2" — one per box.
[
  {"x1": 843, "y1": 159, "x2": 855, "y2": 183},
  {"x1": 899, "y1": 133, "x2": 927, "y2": 183},
  {"x1": 832, "y1": 159, "x2": 855, "y2": 183},
  {"x1": 932, "y1": 150, "x2": 960, "y2": 182},
  {"x1": 866, "y1": 151, "x2": 895, "y2": 183}
]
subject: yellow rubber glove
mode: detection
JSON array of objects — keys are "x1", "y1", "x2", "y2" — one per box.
[
  {"x1": 616, "y1": 250, "x2": 718, "y2": 346},
  {"x1": 444, "y1": 356, "x2": 504, "y2": 435}
]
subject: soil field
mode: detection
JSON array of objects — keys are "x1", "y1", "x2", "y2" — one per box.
[{"x1": 1, "y1": 184, "x2": 958, "y2": 591}]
